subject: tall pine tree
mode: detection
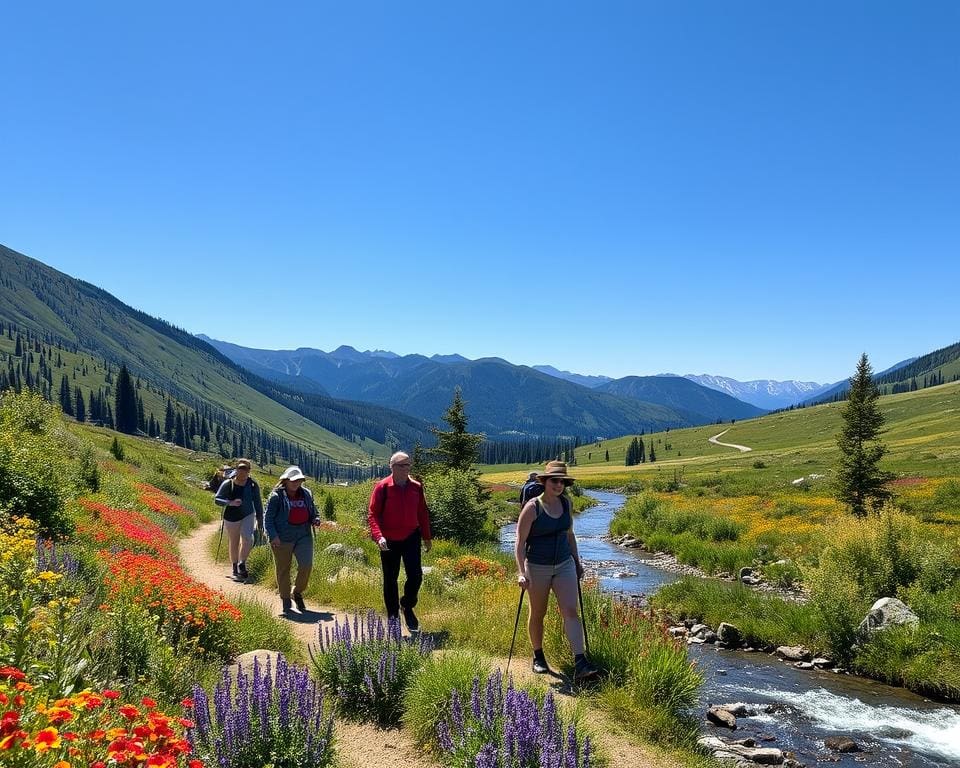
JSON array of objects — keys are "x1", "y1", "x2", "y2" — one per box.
[
  {"x1": 428, "y1": 387, "x2": 484, "y2": 471},
  {"x1": 114, "y1": 364, "x2": 138, "y2": 434},
  {"x1": 836, "y1": 353, "x2": 892, "y2": 517}
]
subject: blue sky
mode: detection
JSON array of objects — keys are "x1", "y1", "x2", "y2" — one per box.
[{"x1": 1, "y1": 2, "x2": 957, "y2": 383}]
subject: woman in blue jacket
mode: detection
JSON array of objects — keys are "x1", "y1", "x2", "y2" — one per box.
[{"x1": 265, "y1": 466, "x2": 319, "y2": 614}]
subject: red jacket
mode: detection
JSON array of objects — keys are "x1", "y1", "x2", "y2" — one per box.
[{"x1": 368, "y1": 476, "x2": 432, "y2": 542}]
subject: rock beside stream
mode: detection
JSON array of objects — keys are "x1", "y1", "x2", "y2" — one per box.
[
  {"x1": 824, "y1": 736, "x2": 860, "y2": 753},
  {"x1": 698, "y1": 735, "x2": 786, "y2": 765}
]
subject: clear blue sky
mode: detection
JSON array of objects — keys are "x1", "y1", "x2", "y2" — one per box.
[{"x1": 1, "y1": 2, "x2": 957, "y2": 383}]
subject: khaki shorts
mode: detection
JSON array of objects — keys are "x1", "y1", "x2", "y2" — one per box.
[{"x1": 525, "y1": 555, "x2": 576, "y2": 588}]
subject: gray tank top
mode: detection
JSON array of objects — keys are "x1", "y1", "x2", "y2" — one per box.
[{"x1": 525, "y1": 495, "x2": 572, "y2": 565}]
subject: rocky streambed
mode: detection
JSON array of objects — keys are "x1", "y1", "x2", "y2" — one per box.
[{"x1": 501, "y1": 491, "x2": 960, "y2": 768}]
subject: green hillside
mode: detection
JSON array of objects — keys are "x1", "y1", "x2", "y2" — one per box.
[
  {"x1": 483, "y1": 379, "x2": 960, "y2": 486},
  {"x1": 0, "y1": 244, "x2": 430, "y2": 469}
]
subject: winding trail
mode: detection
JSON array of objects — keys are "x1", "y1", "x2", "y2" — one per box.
[
  {"x1": 179, "y1": 520, "x2": 436, "y2": 768},
  {"x1": 708, "y1": 429, "x2": 752, "y2": 453},
  {"x1": 180, "y1": 520, "x2": 672, "y2": 768}
]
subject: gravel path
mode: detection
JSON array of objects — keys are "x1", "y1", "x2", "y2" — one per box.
[
  {"x1": 178, "y1": 520, "x2": 436, "y2": 768},
  {"x1": 708, "y1": 428, "x2": 753, "y2": 452}
]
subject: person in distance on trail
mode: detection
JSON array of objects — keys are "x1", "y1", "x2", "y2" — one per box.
[
  {"x1": 514, "y1": 460, "x2": 598, "y2": 682},
  {"x1": 214, "y1": 458, "x2": 264, "y2": 581},
  {"x1": 368, "y1": 451, "x2": 433, "y2": 632},
  {"x1": 265, "y1": 466, "x2": 320, "y2": 614},
  {"x1": 519, "y1": 470, "x2": 544, "y2": 506}
]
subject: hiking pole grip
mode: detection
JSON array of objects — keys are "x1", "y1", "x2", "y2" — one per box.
[{"x1": 506, "y1": 586, "x2": 525, "y2": 677}]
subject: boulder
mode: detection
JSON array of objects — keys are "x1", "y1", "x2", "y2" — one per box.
[
  {"x1": 690, "y1": 623, "x2": 711, "y2": 637},
  {"x1": 323, "y1": 543, "x2": 347, "y2": 556},
  {"x1": 717, "y1": 622, "x2": 743, "y2": 647},
  {"x1": 739, "y1": 567, "x2": 754, "y2": 582},
  {"x1": 707, "y1": 706, "x2": 738, "y2": 729},
  {"x1": 824, "y1": 737, "x2": 859, "y2": 753},
  {"x1": 702, "y1": 631, "x2": 718, "y2": 644},
  {"x1": 697, "y1": 736, "x2": 783, "y2": 764},
  {"x1": 224, "y1": 650, "x2": 284, "y2": 684},
  {"x1": 793, "y1": 661, "x2": 815, "y2": 670},
  {"x1": 720, "y1": 703, "x2": 757, "y2": 717},
  {"x1": 856, "y1": 597, "x2": 919, "y2": 639},
  {"x1": 812, "y1": 657, "x2": 833, "y2": 669},
  {"x1": 668, "y1": 626, "x2": 687, "y2": 637},
  {"x1": 776, "y1": 646, "x2": 811, "y2": 662}
]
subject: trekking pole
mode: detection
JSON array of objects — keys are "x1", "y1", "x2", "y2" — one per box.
[
  {"x1": 506, "y1": 587, "x2": 525, "y2": 677},
  {"x1": 577, "y1": 574, "x2": 589, "y2": 656},
  {"x1": 215, "y1": 508, "x2": 225, "y2": 563}
]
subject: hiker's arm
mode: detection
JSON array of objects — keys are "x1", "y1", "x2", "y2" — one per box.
[
  {"x1": 514, "y1": 502, "x2": 536, "y2": 587},
  {"x1": 264, "y1": 494, "x2": 280, "y2": 544},
  {"x1": 214, "y1": 481, "x2": 239, "y2": 507},
  {"x1": 568, "y1": 527, "x2": 584, "y2": 579},
  {"x1": 417, "y1": 484, "x2": 432, "y2": 550},
  {"x1": 254, "y1": 484, "x2": 264, "y2": 529},
  {"x1": 367, "y1": 484, "x2": 387, "y2": 548}
]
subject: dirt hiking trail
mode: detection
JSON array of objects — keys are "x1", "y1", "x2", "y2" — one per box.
[{"x1": 709, "y1": 429, "x2": 753, "y2": 452}]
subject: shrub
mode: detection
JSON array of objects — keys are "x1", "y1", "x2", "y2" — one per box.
[
  {"x1": 426, "y1": 469, "x2": 491, "y2": 546},
  {"x1": 110, "y1": 436, "x2": 125, "y2": 461},
  {"x1": 434, "y1": 675, "x2": 593, "y2": 768},
  {"x1": 752, "y1": 460, "x2": 767, "y2": 469},
  {"x1": 311, "y1": 610, "x2": 431, "y2": 726},
  {"x1": 403, "y1": 651, "x2": 490, "y2": 747},
  {"x1": 191, "y1": 655, "x2": 335, "y2": 768}
]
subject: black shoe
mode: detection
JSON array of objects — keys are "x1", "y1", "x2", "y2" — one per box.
[
  {"x1": 281, "y1": 598, "x2": 292, "y2": 614},
  {"x1": 532, "y1": 657, "x2": 550, "y2": 674},
  {"x1": 401, "y1": 605, "x2": 419, "y2": 632},
  {"x1": 292, "y1": 593, "x2": 307, "y2": 613},
  {"x1": 573, "y1": 656, "x2": 599, "y2": 682},
  {"x1": 237, "y1": 562, "x2": 249, "y2": 580},
  {"x1": 232, "y1": 562, "x2": 239, "y2": 577}
]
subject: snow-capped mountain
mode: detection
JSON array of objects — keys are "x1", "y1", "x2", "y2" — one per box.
[{"x1": 682, "y1": 374, "x2": 832, "y2": 410}]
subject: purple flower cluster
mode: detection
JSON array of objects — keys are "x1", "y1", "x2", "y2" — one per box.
[
  {"x1": 437, "y1": 673, "x2": 591, "y2": 768},
  {"x1": 312, "y1": 610, "x2": 431, "y2": 727},
  {"x1": 189, "y1": 654, "x2": 335, "y2": 768},
  {"x1": 35, "y1": 539, "x2": 80, "y2": 577}
]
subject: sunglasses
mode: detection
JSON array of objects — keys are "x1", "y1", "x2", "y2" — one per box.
[{"x1": 546, "y1": 477, "x2": 567, "y2": 484}]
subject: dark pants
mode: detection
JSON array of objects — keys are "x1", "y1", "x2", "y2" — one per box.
[{"x1": 379, "y1": 529, "x2": 422, "y2": 617}]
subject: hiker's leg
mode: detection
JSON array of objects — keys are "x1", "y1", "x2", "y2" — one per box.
[
  {"x1": 238, "y1": 514, "x2": 255, "y2": 563},
  {"x1": 551, "y1": 558, "x2": 585, "y2": 656},
  {"x1": 525, "y1": 560, "x2": 552, "y2": 651},
  {"x1": 272, "y1": 542, "x2": 294, "y2": 599},
  {"x1": 224, "y1": 520, "x2": 242, "y2": 564},
  {"x1": 292, "y1": 534, "x2": 313, "y2": 596},
  {"x1": 379, "y1": 544, "x2": 403, "y2": 618},
  {"x1": 399, "y1": 530, "x2": 423, "y2": 609}
]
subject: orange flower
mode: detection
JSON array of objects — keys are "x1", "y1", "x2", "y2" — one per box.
[
  {"x1": 34, "y1": 726, "x2": 62, "y2": 752},
  {"x1": 102, "y1": 690, "x2": 121, "y2": 700},
  {"x1": 118, "y1": 705, "x2": 140, "y2": 720}
]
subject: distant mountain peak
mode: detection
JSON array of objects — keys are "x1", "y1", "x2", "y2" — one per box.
[
  {"x1": 683, "y1": 374, "x2": 832, "y2": 410},
  {"x1": 533, "y1": 365, "x2": 612, "y2": 389}
]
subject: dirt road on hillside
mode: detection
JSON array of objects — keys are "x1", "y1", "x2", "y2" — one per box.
[{"x1": 708, "y1": 429, "x2": 753, "y2": 452}]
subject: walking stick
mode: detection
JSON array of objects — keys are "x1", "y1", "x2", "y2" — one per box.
[
  {"x1": 577, "y1": 574, "x2": 589, "y2": 656},
  {"x1": 215, "y1": 508, "x2": 225, "y2": 563},
  {"x1": 506, "y1": 586, "x2": 525, "y2": 677}
]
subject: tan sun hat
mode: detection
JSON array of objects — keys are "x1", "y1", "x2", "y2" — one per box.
[
  {"x1": 537, "y1": 460, "x2": 575, "y2": 485},
  {"x1": 235, "y1": 459, "x2": 252, "y2": 470}
]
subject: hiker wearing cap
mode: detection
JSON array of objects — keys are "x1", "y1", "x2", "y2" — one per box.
[
  {"x1": 514, "y1": 460, "x2": 598, "y2": 681},
  {"x1": 519, "y1": 470, "x2": 544, "y2": 506},
  {"x1": 265, "y1": 466, "x2": 320, "y2": 614},
  {"x1": 368, "y1": 451, "x2": 432, "y2": 631},
  {"x1": 214, "y1": 459, "x2": 263, "y2": 580}
]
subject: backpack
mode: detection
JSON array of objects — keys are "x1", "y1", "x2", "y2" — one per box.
[
  {"x1": 208, "y1": 466, "x2": 236, "y2": 493},
  {"x1": 520, "y1": 480, "x2": 544, "y2": 506}
]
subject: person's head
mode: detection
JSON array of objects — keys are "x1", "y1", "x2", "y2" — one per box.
[
  {"x1": 234, "y1": 459, "x2": 251, "y2": 479},
  {"x1": 527, "y1": 471, "x2": 539, "y2": 482},
  {"x1": 389, "y1": 451, "x2": 412, "y2": 481},
  {"x1": 279, "y1": 465, "x2": 306, "y2": 493},
  {"x1": 537, "y1": 460, "x2": 575, "y2": 496}
]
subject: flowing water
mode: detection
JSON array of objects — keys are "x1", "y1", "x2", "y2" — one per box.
[{"x1": 501, "y1": 490, "x2": 960, "y2": 767}]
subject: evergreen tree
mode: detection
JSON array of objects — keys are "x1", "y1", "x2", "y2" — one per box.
[
  {"x1": 429, "y1": 388, "x2": 484, "y2": 471},
  {"x1": 74, "y1": 386, "x2": 86, "y2": 422},
  {"x1": 114, "y1": 364, "x2": 138, "y2": 434},
  {"x1": 59, "y1": 374, "x2": 73, "y2": 415},
  {"x1": 836, "y1": 353, "x2": 893, "y2": 517},
  {"x1": 175, "y1": 413, "x2": 187, "y2": 447},
  {"x1": 164, "y1": 399, "x2": 175, "y2": 441},
  {"x1": 648, "y1": 440, "x2": 656, "y2": 462},
  {"x1": 323, "y1": 494, "x2": 336, "y2": 520},
  {"x1": 605, "y1": 450, "x2": 609, "y2": 462}
]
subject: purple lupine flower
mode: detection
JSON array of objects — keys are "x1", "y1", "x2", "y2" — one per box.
[
  {"x1": 437, "y1": 718, "x2": 454, "y2": 752},
  {"x1": 582, "y1": 736, "x2": 591, "y2": 768},
  {"x1": 475, "y1": 742, "x2": 498, "y2": 768},
  {"x1": 450, "y1": 688, "x2": 465, "y2": 738},
  {"x1": 565, "y1": 724, "x2": 579, "y2": 768}
]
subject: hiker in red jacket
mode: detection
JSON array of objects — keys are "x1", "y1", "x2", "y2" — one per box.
[{"x1": 368, "y1": 451, "x2": 432, "y2": 631}]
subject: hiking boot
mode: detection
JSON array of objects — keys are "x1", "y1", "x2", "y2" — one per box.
[
  {"x1": 401, "y1": 605, "x2": 419, "y2": 632},
  {"x1": 573, "y1": 656, "x2": 599, "y2": 682},
  {"x1": 237, "y1": 562, "x2": 249, "y2": 580},
  {"x1": 292, "y1": 593, "x2": 307, "y2": 613},
  {"x1": 232, "y1": 562, "x2": 239, "y2": 577},
  {"x1": 532, "y1": 656, "x2": 550, "y2": 674},
  {"x1": 281, "y1": 598, "x2": 293, "y2": 614}
]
